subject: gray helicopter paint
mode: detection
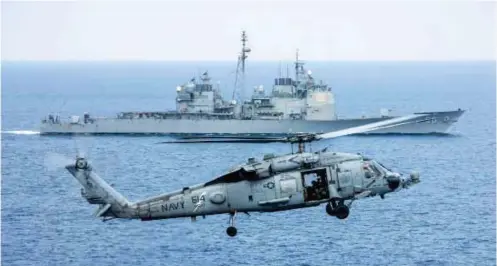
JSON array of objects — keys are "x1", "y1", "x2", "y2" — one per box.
[
  {"x1": 277, "y1": 173, "x2": 299, "y2": 199},
  {"x1": 336, "y1": 160, "x2": 361, "y2": 196},
  {"x1": 65, "y1": 148, "x2": 420, "y2": 223}
]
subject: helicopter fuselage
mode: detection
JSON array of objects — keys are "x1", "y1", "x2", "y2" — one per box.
[{"x1": 67, "y1": 150, "x2": 419, "y2": 227}]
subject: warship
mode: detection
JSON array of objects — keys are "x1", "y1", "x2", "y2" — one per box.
[{"x1": 40, "y1": 31, "x2": 465, "y2": 137}]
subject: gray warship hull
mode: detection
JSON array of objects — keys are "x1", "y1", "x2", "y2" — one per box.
[{"x1": 39, "y1": 109, "x2": 464, "y2": 137}]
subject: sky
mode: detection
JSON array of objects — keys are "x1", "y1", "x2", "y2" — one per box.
[{"x1": 1, "y1": 0, "x2": 495, "y2": 61}]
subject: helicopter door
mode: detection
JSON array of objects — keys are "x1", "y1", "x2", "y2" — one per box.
[
  {"x1": 277, "y1": 173, "x2": 298, "y2": 199},
  {"x1": 301, "y1": 168, "x2": 330, "y2": 202},
  {"x1": 335, "y1": 161, "x2": 362, "y2": 196}
]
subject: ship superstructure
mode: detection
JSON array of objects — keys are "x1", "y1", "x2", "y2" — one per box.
[{"x1": 170, "y1": 31, "x2": 337, "y2": 122}]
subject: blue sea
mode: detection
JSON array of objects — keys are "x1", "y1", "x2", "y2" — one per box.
[{"x1": 1, "y1": 61, "x2": 496, "y2": 266}]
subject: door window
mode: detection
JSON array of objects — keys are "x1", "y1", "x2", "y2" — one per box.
[{"x1": 301, "y1": 168, "x2": 329, "y2": 202}]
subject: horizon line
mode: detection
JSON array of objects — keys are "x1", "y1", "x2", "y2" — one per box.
[{"x1": 2, "y1": 59, "x2": 495, "y2": 63}]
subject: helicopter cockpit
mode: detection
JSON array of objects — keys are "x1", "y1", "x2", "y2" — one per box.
[{"x1": 363, "y1": 159, "x2": 388, "y2": 179}]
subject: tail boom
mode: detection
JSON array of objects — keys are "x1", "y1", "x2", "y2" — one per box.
[{"x1": 65, "y1": 158, "x2": 136, "y2": 219}]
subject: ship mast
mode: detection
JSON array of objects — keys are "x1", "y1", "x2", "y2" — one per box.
[
  {"x1": 294, "y1": 49, "x2": 306, "y2": 98},
  {"x1": 232, "y1": 31, "x2": 251, "y2": 111},
  {"x1": 294, "y1": 49, "x2": 305, "y2": 85},
  {"x1": 295, "y1": 49, "x2": 299, "y2": 85}
]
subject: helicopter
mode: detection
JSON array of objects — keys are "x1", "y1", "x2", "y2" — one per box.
[{"x1": 60, "y1": 114, "x2": 425, "y2": 237}]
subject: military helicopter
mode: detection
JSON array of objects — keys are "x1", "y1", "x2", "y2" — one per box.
[{"x1": 58, "y1": 114, "x2": 424, "y2": 237}]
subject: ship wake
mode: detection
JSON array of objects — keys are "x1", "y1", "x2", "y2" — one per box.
[{"x1": 2, "y1": 130, "x2": 40, "y2": 135}]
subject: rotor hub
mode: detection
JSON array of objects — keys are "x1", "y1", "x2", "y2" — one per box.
[
  {"x1": 75, "y1": 158, "x2": 88, "y2": 170},
  {"x1": 286, "y1": 133, "x2": 318, "y2": 143}
]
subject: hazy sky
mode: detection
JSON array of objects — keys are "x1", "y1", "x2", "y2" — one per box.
[{"x1": 1, "y1": 0, "x2": 495, "y2": 61}]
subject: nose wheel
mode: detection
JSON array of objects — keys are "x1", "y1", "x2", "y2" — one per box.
[
  {"x1": 326, "y1": 200, "x2": 349, "y2": 219},
  {"x1": 226, "y1": 211, "x2": 237, "y2": 237}
]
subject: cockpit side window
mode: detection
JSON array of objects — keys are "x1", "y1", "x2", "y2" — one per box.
[
  {"x1": 370, "y1": 164, "x2": 381, "y2": 176},
  {"x1": 363, "y1": 160, "x2": 382, "y2": 178}
]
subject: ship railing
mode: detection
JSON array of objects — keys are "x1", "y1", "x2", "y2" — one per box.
[
  {"x1": 115, "y1": 111, "x2": 237, "y2": 120},
  {"x1": 255, "y1": 111, "x2": 284, "y2": 117},
  {"x1": 42, "y1": 111, "x2": 242, "y2": 123},
  {"x1": 41, "y1": 114, "x2": 96, "y2": 124},
  {"x1": 42, "y1": 114, "x2": 62, "y2": 124}
]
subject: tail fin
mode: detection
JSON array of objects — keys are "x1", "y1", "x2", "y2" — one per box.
[{"x1": 65, "y1": 158, "x2": 131, "y2": 212}]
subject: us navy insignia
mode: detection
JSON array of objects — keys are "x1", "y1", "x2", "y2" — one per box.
[
  {"x1": 263, "y1": 182, "x2": 275, "y2": 189},
  {"x1": 161, "y1": 201, "x2": 185, "y2": 212}
]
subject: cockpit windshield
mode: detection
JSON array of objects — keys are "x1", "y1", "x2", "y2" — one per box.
[
  {"x1": 363, "y1": 159, "x2": 386, "y2": 178},
  {"x1": 375, "y1": 161, "x2": 392, "y2": 172}
]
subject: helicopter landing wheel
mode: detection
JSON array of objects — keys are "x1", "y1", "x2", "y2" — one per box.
[
  {"x1": 335, "y1": 204, "x2": 349, "y2": 220},
  {"x1": 226, "y1": 226, "x2": 237, "y2": 237},
  {"x1": 326, "y1": 200, "x2": 338, "y2": 216},
  {"x1": 326, "y1": 200, "x2": 349, "y2": 219},
  {"x1": 226, "y1": 210, "x2": 238, "y2": 237},
  {"x1": 326, "y1": 203, "x2": 335, "y2": 216}
]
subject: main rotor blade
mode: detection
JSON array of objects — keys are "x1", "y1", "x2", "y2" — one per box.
[
  {"x1": 156, "y1": 114, "x2": 431, "y2": 144},
  {"x1": 317, "y1": 114, "x2": 430, "y2": 140},
  {"x1": 44, "y1": 152, "x2": 74, "y2": 172},
  {"x1": 157, "y1": 137, "x2": 287, "y2": 144},
  {"x1": 73, "y1": 135, "x2": 95, "y2": 159}
]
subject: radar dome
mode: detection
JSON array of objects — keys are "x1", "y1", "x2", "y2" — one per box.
[{"x1": 176, "y1": 86, "x2": 182, "y2": 92}]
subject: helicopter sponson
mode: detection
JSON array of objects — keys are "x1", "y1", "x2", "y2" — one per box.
[{"x1": 64, "y1": 150, "x2": 420, "y2": 237}]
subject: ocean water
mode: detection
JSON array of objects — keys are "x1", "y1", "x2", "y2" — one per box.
[{"x1": 1, "y1": 61, "x2": 495, "y2": 266}]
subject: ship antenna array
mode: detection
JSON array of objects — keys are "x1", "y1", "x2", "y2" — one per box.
[
  {"x1": 295, "y1": 49, "x2": 300, "y2": 85},
  {"x1": 231, "y1": 31, "x2": 251, "y2": 104},
  {"x1": 294, "y1": 49, "x2": 306, "y2": 98}
]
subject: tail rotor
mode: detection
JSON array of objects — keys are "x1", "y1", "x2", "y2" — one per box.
[
  {"x1": 43, "y1": 134, "x2": 95, "y2": 172},
  {"x1": 43, "y1": 152, "x2": 74, "y2": 172},
  {"x1": 73, "y1": 135, "x2": 94, "y2": 160}
]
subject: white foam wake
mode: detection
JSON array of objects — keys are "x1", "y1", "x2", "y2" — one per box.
[{"x1": 1, "y1": 130, "x2": 40, "y2": 135}]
